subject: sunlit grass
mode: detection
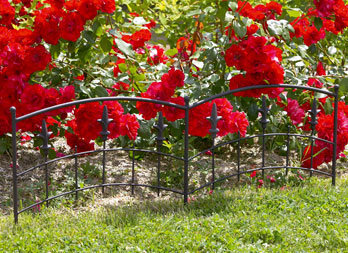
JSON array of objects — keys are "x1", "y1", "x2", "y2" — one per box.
[{"x1": 1, "y1": 177, "x2": 348, "y2": 251}]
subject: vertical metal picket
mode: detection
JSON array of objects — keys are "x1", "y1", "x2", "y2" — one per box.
[
  {"x1": 131, "y1": 141, "x2": 136, "y2": 195},
  {"x1": 207, "y1": 103, "x2": 221, "y2": 191},
  {"x1": 285, "y1": 125, "x2": 290, "y2": 176},
  {"x1": 98, "y1": 106, "x2": 112, "y2": 195},
  {"x1": 332, "y1": 85, "x2": 339, "y2": 186},
  {"x1": 237, "y1": 131, "x2": 241, "y2": 182},
  {"x1": 309, "y1": 98, "x2": 318, "y2": 177},
  {"x1": 183, "y1": 96, "x2": 190, "y2": 204},
  {"x1": 259, "y1": 96, "x2": 269, "y2": 178},
  {"x1": 11, "y1": 107, "x2": 18, "y2": 224},
  {"x1": 74, "y1": 145, "x2": 78, "y2": 201},
  {"x1": 38, "y1": 120, "x2": 52, "y2": 207},
  {"x1": 155, "y1": 112, "x2": 167, "y2": 197}
]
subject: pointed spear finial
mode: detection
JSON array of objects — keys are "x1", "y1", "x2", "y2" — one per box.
[
  {"x1": 38, "y1": 120, "x2": 52, "y2": 154},
  {"x1": 155, "y1": 112, "x2": 168, "y2": 143},
  {"x1": 258, "y1": 96, "x2": 269, "y2": 129},
  {"x1": 98, "y1": 105, "x2": 113, "y2": 141},
  {"x1": 309, "y1": 98, "x2": 319, "y2": 131},
  {"x1": 207, "y1": 103, "x2": 222, "y2": 139}
]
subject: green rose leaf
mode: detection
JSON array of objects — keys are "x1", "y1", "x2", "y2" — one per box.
[{"x1": 115, "y1": 38, "x2": 135, "y2": 58}]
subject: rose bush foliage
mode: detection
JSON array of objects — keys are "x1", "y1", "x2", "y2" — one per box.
[{"x1": 1, "y1": 0, "x2": 348, "y2": 169}]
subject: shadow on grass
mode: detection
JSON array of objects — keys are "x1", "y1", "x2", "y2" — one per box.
[{"x1": 99, "y1": 193, "x2": 230, "y2": 227}]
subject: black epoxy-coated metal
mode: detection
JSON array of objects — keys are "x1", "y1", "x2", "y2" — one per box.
[
  {"x1": 74, "y1": 145, "x2": 78, "y2": 201},
  {"x1": 237, "y1": 132, "x2": 241, "y2": 182},
  {"x1": 259, "y1": 96, "x2": 269, "y2": 178},
  {"x1": 38, "y1": 120, "x2": 52, "y2": 207},
  {"x1": 331, "y1": 85, "x2": 339, "y2": 186},
  {"x1": 98, "y1": 106, "x2": 112, "y2": 194},
  {"x1": 309, "y1": 98, "x2": 318, "y2": 177},
  {"x1": 207, "y1": 103, "x2": 221, "y2": 190},
  {"x1": 10, "y1": 84, "x2": 340, "y2": 223},
  {"x1": 286, "y1": 125, "x2": 290, "y2": 176},
  {"x1": 183, "y1": 96, "x2": 190, "y2": 204},
  {"x1": 131, "y1": 142, "x2": 135, "y2": 195},
  {"x1": 155, "y1": 112, "x2": 167, "y2": 197},
  {"x1": 11, "y1": 107, "x2": 18, "y2": 224}
]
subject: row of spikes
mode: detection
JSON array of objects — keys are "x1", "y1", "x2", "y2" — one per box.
[{"x1": 38, "y1": 97, "x2": 320, "y2": 150}]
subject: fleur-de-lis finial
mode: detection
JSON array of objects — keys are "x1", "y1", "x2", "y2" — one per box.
[
  {"x1": 259, "y1": 96, "x2": 269, "y2": 129},
  {"x1": 97, "y1": 105, "x2": 113, "y2": 141},
  {"x1": 207, "y1": 103, "x2": 222, "y2": 139},
  {"x1": 155, "y1": 112, "x2": 167, "y2": 143},
  {"x1": 38, "y1": 120, "x2": 52, "y2": 154},
  {"x1": 309, "y1": 98, "x2": 319, "y2": 131}
]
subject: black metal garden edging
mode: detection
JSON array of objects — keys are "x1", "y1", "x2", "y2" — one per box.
[{"x1": 10, "y1": 84, "x2": 339, "y2": 223}]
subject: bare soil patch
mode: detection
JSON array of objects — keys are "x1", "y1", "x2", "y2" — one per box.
[{"x1": 1, "y1": 137, "x2": 347, "y2": 215}]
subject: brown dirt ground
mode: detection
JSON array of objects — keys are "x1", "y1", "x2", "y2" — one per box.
[{"x1": 1, "y1": 137, "x2": 347, "y2": 215}]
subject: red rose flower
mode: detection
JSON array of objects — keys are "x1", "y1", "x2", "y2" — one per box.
[
  {"x1": 65, "y1": 120, "x2": 95, "y2": 152},
  {"x1": 60, "y1": 12, "x2": 85, "y2": 42},
  {"x1": 162, "y1": 97, "x2": 185, "y2": 122},
  {"x1": 301, "y1": 145, "x2": 327, "y2": 169},
  {"x1": 161, "y1": 68, "x2": 185, "y2": 90},
  {"x1": 316, "y1": 61, "x2": 326, "y2": 76},
  {"x1": 189, "y1": 102, "x2": 212, "y2": 137},
  {"x1": 0, "y1": 0, "x2": 15, "y2": 26},
  {"x1": 34, "y1": 7, "x2": 62, "y2": 45},
  {"x1": 77, "y1": 0, "x2": 100, "y2": 21},
  {"x1": 225, "y1": 44, "x2": 246, "y2": 69},
  {"x1": 119, "y1": 114, "x2": 140, "y2": 140},
  {"x1": 285, "y1": 98, "x2": 305, "y2": 125},
  {"x1": 75, "y1": 102, "x2": 103, "y2": 142},
  {"x1": 303, "y1": 26, "x2": 326, "y2": 46},
  {"x1": 23, "y1": 45, "x2": 52, "y2": 75},
  {"x1": 100, "y1": 0, "x2": 116, "y2": 13},
  {"x1": 20, "y1": 84, "x2": 46, "y2": 112}
]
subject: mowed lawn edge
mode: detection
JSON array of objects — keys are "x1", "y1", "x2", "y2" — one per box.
[{"x1": 1, "y1": 177, "x2": 348, "y2": 252}]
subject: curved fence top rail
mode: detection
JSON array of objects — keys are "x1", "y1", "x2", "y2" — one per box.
[
  {"x1": 190, "y1": 84, "x2": 337, "y2": 109},
  {"x1": 12, "y1": 96, "x2": 187, "y2": 122},
  {"x1": 12, "y1": 84, "x2": 338, "y2": 122}
]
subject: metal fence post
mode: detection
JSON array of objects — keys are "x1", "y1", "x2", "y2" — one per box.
[
  {"x1": 38, "y1": 120, "x2": 52, "y2": 207},
  {"x1": 207, "y1": 103, "x2": 221, "y2": 191},
  {"x1": 285, "y1": 125, "x2": 290, "y2": 176},
  {"x1": 155, "y1": 112, "x2": 167, "y2": 197},
  {"x1": 183, "y1": 96, "x2": 190, "y2": 204},
  {"x1": 74, "y1": 145, "x2": 79, "y2": 201},
  {"x1": 309, "y1": 98, "x2": 318, "y2": 177},
  {"x1": 332, "y1": 85, "x2": 339, "y2": 186},
  {"x1": 11, "y1": 107, "x2": 18, "y2": 224},
  {"x1": 98, "y1": 105, "x2": 112, "y2": 195},
  {"x1": 259, "y1": 96, "x2": 269, "y2": 178}
]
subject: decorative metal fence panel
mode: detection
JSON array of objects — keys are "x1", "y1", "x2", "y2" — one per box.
[{"x1": 10, "y1": 84, "x2": 339, "y2": 223}]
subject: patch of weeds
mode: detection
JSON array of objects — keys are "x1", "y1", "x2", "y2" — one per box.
[{"x1": 81, "y1": 162, "x2": 102, "y2": 179}]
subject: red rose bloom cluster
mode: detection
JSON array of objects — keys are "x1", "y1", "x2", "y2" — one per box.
[
  {"x1": 34, "y1": 0, "x2": 115, "y2": 44},
  {"x1": 237, "y1": 1, "x2": 282, "y2": 21},
  {"x1": 226, "y1": 36, "x2": 284, "y2": 98},
  {"x1": 66, "y1": 101, "x2": 140, "y2": 152},
  {"x1": 189, "y1": 98, "x2": 249, "y2": 137},
  {"x1": 0, "y1": 0, "x2": 116, "y2": 137},
  {"x1": 0, "y1": 0, "x2": 15, "y2": 27},
  {"x1": 122, "y1": 29, "x2": 152, "y2": 50},
  {"x1": 302, "y1": 101, "x2": 348, "y2": 169},
  {"x1": 284, "y1": 98, "x2": 305, "y2": 125},
  {"x1": 136, "y1": 68, "x2": 185, "y2": 121},
  {"x1": 291, "y1": 0, "x2": 348, "y2": 46},
  {"x1": 0, "y1": 22, "x2": 74, "y2": 135}
]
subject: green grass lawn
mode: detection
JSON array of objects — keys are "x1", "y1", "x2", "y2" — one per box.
[{"x1": 1, "y1": 177, "x2": 348, "y2": 252}]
